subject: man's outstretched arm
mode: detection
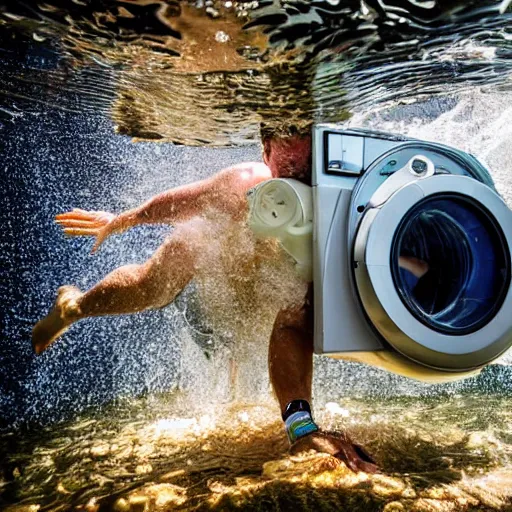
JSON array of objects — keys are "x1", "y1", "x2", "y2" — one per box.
[
  {"x1": 116, "y1": 162, "x2": 271, "y2": 225},
  {"x1": 56, "y1": 162, "x2": 271, "y2": 251},
  {"x1": 269, "y1": 290, "x2": 378, "y2": 473}
]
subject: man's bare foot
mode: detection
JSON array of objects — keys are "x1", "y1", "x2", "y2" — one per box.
[
  {"x1": 290, "y1": 430, "x2": 378, "y2": 473},
  {"x1": 32, "y1": 286, "x2": 82, "y2": 355}
]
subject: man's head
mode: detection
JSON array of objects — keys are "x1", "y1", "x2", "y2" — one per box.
[{"x1": 260, "y1": 124, "x2": 312, "y2": 182}]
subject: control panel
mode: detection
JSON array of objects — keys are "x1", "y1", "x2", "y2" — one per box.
[{"x1": 325, "y1": 132, "x2": 365, "y2": 176}]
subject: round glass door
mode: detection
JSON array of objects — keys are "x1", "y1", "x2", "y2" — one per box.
[{"x1": 391, "y1": 194, "x2": 510, "y2": 335}]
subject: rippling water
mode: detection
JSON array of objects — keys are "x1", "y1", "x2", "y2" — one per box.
[
  {"x1": 2, "y1": 2, "x2": 512, "y2": 511},
  {"x1": 1, "y1": 1, "x2": 512, "y2": 144}
]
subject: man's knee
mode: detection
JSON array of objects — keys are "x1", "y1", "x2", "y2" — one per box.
[
  {"x1": 140, "y1": 227, "x2": 203, "y2": 307},
  {"x1": 149, "y1": 223, "x2": 203, "y2": 269},
  {"x1": 171, "y1": 219, "x2": 208, "y2": 253}
]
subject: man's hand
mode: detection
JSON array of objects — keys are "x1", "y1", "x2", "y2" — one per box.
[
  {"x1": 290, "y1": 430, "x2": 378, "y2": 473},
  {"x1": 55, "y1": 209, "x2": 122, "y2": 253}
]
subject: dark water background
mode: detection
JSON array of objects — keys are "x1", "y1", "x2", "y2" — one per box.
[{"x1": 2, "y1": 1, "x2": 512, "y2": 510}]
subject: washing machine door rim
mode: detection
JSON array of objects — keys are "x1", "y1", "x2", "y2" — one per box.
[{"x1": 353, "y1": 174, "x2": 512, "y2": 371}]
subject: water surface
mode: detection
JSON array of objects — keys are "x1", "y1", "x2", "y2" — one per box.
[{"x1": 1, "y1": 0, "x2": 512, "y2": 143}]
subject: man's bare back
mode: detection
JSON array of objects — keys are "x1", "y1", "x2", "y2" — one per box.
[{"x1": 32, "y1": 134, "x2": 377, "y2": 473}]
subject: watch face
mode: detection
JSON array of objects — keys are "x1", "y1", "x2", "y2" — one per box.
[{"x1": 391, "y1": 194, "x2": 510, "y2": 336}]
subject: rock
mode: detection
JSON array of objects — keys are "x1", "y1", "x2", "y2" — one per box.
[
  {"x1": 383, "y1": 502, "x2": 406, "y2": 512},
  {"x1": 112, "y1": 498, "x2": 130, "y2": 512},
  {"x1": 135, "y1": 464, "x2": 152, "y2": 475},
  {"x1": 90, "y1": 443, "x2": 110, "y2": 457},
  {"x1": 127, "y1": 496, "x2": 148, "y2": 512}
]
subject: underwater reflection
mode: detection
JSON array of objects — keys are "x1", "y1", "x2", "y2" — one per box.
[
  {"x1": 2, "y1": 395, "x2": 512, "y2": 511},
  {"x1": 1, "y1": 1, "x2": 512, "y2": 144}
]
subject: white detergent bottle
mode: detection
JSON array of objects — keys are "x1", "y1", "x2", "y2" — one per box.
[{"x1": 246, "y1": 178, "x2": 313, "y2": 281}]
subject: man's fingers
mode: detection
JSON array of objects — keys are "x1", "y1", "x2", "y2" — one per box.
[
  {"x1": 56, "y1": 212, "x2": 97, "y2": 222},
  {"x1": 359, "y1": 460, "x2": 379, "y2": 474},
  {"x1": 55, "y1": 210, "x2": 110, "y2": 222},
  {"x1": 348, "y1": 454, "x2": 378, "y2": 474},
  {"x1": 91, "y1": 237, "x2": 105, "y2": 254},
  {"x1": 63, "y1": 227, "x2": 100, "y2": 236},
  {"x1": 297, "y1": 431, "x2": 378, "y2": 474},
  {"x1": 56, "y1": 219, "x2": 105, "y2": 228},
  {"x1": 333, "y1": 445, "x2": 360, "y2": 472},
  {"x1": 353, "y1": 443, "x2": 376, "y2": 465},
  {"x1": 334, "y1": 445, "x2": 378, "y2": 474}
]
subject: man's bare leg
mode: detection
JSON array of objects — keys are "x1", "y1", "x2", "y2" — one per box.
[
  {"x1": 33, "y1": 224, "x2": 201, "y2": 354},
  {"x1": 269, "y1": 301, "x2": 314, "y2": 409},
  {"x1": 269, "y1": 289, "x2": 378, "y2": 473}
]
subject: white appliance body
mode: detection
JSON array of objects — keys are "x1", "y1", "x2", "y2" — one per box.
[
  {"x1": 312, "y1": 126, "x2": 512, "y2": 382},
  {"x1": 247, "y1": 126, "x2": 512, "y2": 382}
]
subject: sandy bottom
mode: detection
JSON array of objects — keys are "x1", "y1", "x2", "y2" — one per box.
[{"x1": 2, "y1": 394, "x2": 512, "y2": 512}]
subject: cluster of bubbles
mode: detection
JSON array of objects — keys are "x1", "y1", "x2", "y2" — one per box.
[{"x1": 2, "y1": 87, "x2": 512, "y2": 432}]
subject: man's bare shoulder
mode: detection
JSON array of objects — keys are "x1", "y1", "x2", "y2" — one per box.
[
  {"x1": 219, "y1": 162, "x2": 272, "y2": 192},
  {"x1": 199, "y1": 162, "x2": 272, "y2": 219},
  {"x1": 228, "y1": 162, "x2": 272, "y2": 182}
]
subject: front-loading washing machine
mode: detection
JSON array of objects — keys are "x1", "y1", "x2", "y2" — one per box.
[{"x1": 248, "y1": 126, "x2": 512, "y2": 382}]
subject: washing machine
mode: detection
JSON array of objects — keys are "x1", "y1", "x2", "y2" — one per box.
[{"x1": 248, "y1": 126, "x2": 512, "y2": 382}]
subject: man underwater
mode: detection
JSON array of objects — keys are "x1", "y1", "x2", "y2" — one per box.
[{"x1": 33, "y1": 128, "x2": 378, "y2": 473}]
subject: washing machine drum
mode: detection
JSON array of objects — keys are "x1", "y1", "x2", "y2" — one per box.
[{"x1": 354, "y1": 174, "x2": 512, "y2": 372}]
